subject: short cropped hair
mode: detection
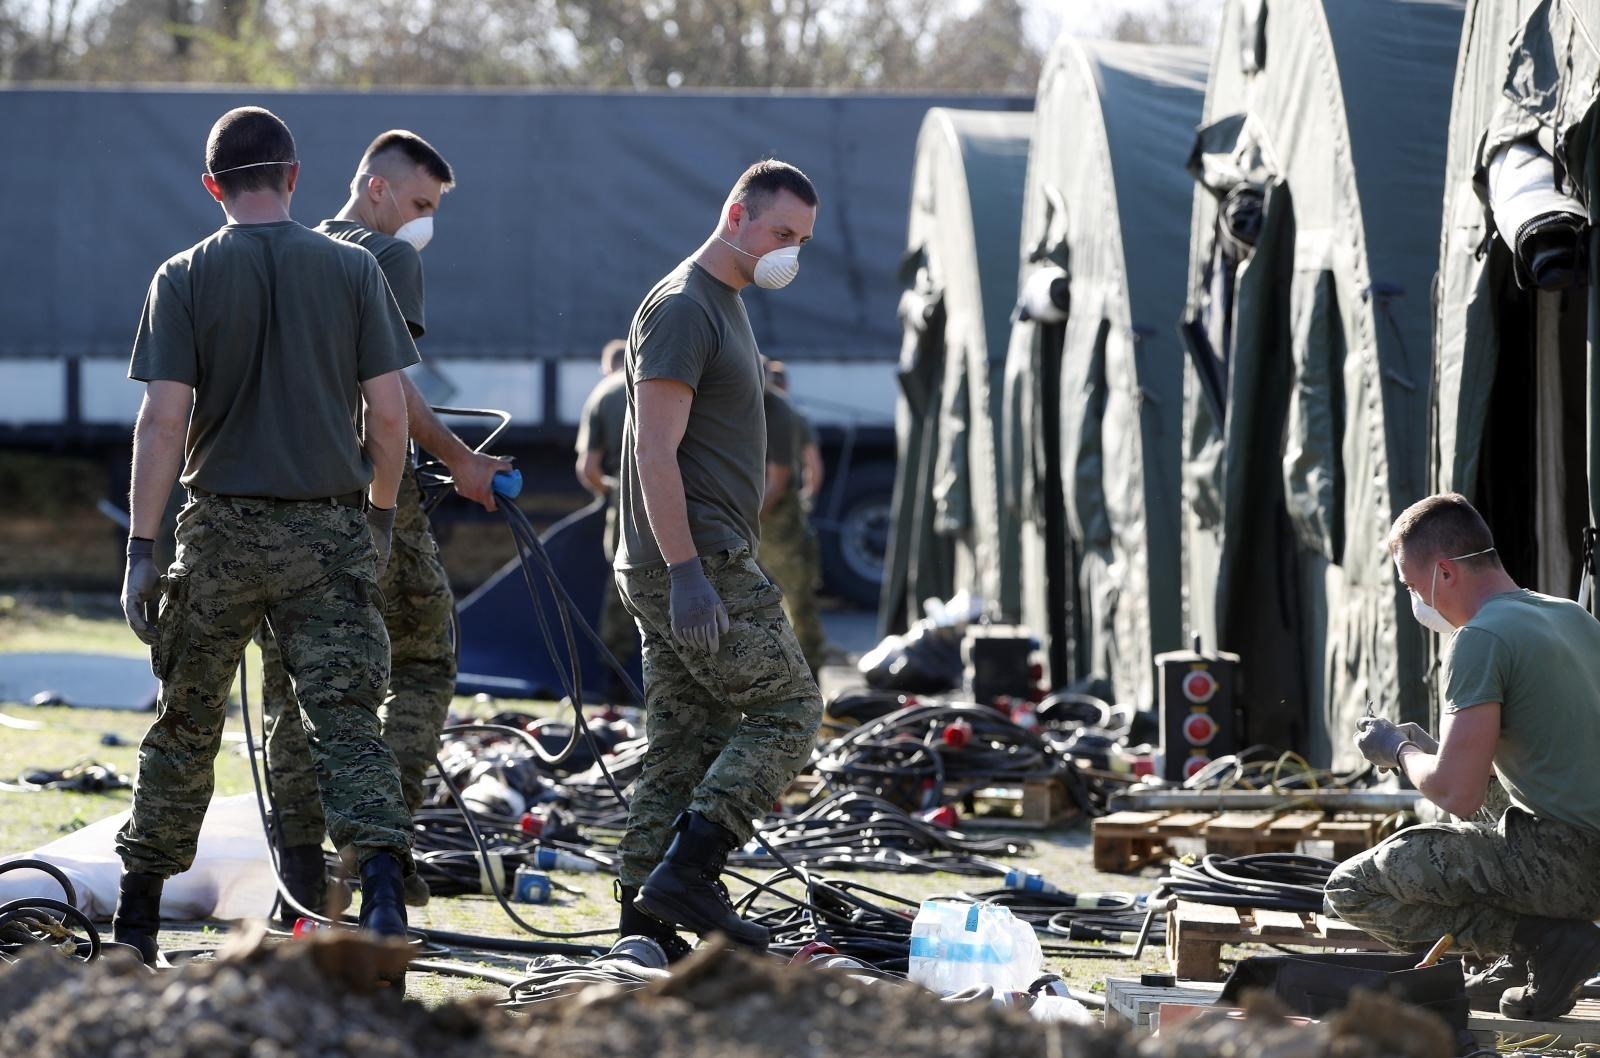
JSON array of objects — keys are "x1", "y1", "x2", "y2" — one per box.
[
  {"x1": 1388, "y1": 493, "x2": 1500, "y2": 569},
  {"x1": 206, "y1": 107, "x2": 296, "y2": 197},
  {"x1": 362, "y1": 130, "x2": 455, "y2": 189},
  {"x1": 601, "y1": 338, "x2": 627, "y2": 374},
  {"x1": 730, "y1": 159, "x2": 818, "y2": 218}
]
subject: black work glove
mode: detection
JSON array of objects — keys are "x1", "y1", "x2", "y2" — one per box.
[
  {"x1": 121, "y1": 537, "x2": 161, "y2": 645},
  {"x1": 1356, "y1": 716, "x2": 1425, "y2": 771},
  {"x1": 668, "y1": 556, "x2": 730, "y2": 655},
  {"x1": 367, "y1": 504, "x2": 396, "y2": 579}
]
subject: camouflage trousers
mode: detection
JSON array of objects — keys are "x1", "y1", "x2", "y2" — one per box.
[
  {"x1": 117, "y1": 494, "x2": 412, "y2": 877},
  {"x1": 261, "y1": 472, "x2": 456, "y2": 847},
  {"x1": 759, "y1": 493, "x2": 827, "y2": 674},
  {"x1": 1324, "y1": 805, "x2": 1600, "y2": 957},
  {"x1": 614, "y1": 547, "x2": 822, "y2": 886}
]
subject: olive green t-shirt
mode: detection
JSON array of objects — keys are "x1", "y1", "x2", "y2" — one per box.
[
  {"x1": 315, "y1": 220, "x2": 426, "y2": 337},
  {"x1": 1444, "y1": 589, "x2": 1600, "y2": 836},
  {"x1": 617, "y1": 260, "x2": 765, "y2": 570},
  {"x1": 128, "y1": 220, "x2": 419, "y2": 499},
  {"x1": 577, "y1": 371, "x2": 628, "y2": 478}
]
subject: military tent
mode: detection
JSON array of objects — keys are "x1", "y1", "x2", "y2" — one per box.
[
  {"x1": 1001, "y1": 37, "x2": 1207, "y2": 710},
  {"x1": 881, "y1": 108, "x2": 1033, "y2": 634},
  {"x1": 1435, "y1": 0, "x2": 1600, "y2": 621},
  {"x1": 1180, "y1": 0, "x2": 1463, "y2": 762}
]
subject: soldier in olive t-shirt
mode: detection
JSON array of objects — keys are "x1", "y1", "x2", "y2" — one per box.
[
  {"x1": 113, "y1": 106, "x2": 420, "y2": 973},
  {"x1": 576, "y1": 356, "x2": 638, "y2": 693},
  {"x1": 1326, "y1": 493, "x2": 1600, "y2": 1022},
  {"x1": 616, "y1": 261, "x2": 766, "y2": 570},
  {"x1": 611, "y1": 161, "x2": 823, "y2": 958}
]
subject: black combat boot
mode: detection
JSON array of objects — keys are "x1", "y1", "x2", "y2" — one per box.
[
  {"x1": 635, "y1": 812, "x2": 769, "y2": 950},
  {"x1": 357, "y1": 852, "x2": 409, "y2": 940},
  {"x1": 277, "y1": 843, "x2": 328, "y2": 922},
  {"x1": 1465, "y1": 953, "x2": 1527, "y2": 1012},
  {"x1": 1500, "y1": 917, "x2": 1600, "y2": 1020},
  {"x1": 616, "y1": 880, "x2": 694, "y2": 962},
  {"x1": 112, "y1": 871, "x2": 163, "y2": 966}
]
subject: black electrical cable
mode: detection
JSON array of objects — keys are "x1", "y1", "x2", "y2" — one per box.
[
  {"x1": 0, "y1": 897, "x2": 100, "y2": 963},
  {"x1": 1155, "y1": 852, "x2": 1337, "y2": 913}
]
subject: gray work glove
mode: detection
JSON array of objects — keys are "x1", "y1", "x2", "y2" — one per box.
[
  {"x1": 367, "y1": 504, "x2": 396, "y2": 579},
  {"x1": 121, "y1": 537, "x2": 161, "y2": 645},
  {"x1": 668, "y1": 556, "x2": 730, "y2": 655},
  {"x1": 1396, "y1": 721, "x2": 1439, "y2": 755},
  {"x1": 1356, "y1": 716, "x2": 1427, "y2": 771}
]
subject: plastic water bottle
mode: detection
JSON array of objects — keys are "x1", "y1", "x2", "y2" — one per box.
[{"x1": 532, "y1": 847, "x2": 599, "y2": 872}]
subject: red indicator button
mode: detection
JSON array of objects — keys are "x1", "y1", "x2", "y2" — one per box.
[
  {"x1": 1181, "y1": 669, "x2": 1218, "y2": 704},
  {"x1": 1183, "y1": 712, "x2": 1217, "y2": 746}
]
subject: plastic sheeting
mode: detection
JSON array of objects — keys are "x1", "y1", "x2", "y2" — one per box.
[
  {"x1": 879, "y1": 109, "x2": 1032, "y2": 635},
  {"x1": 1181, "y1": 0, "x2": 1463, "y2": 763},
  {"x1": 0, "y1": 88, "x2": 1026, "y2": 367},
  {"x1": 0, "y1": 793, "x2": 276, "y2": 920},
  {"x1": 1002, "y1": 37, "x2": 1206, "y2": 708},
  {"x1": 1436, "y1": 0, "x2": 1600, "y2": 626}
]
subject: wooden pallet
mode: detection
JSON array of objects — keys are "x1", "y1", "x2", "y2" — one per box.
[
  {"x1": 1106, "y1": 977, "x2": 1600, "y2": 1045},
  {"x1": 964, "y1": 778, "x2": 1079, "y2": 830},
  {"x1": 1092, "y1": 808, "x2": 1387, "y2": 872},
  {"x1": 1167, "y1": 900, "x2": 1391, "y2": 982}
]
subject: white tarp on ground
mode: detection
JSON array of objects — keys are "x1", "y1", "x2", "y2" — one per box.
[{"x1": 0, "y1": 793, "x2": 276, "y2": 920}]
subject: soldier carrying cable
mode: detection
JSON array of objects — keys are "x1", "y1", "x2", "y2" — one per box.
[{"x1": 257, "y1": 130, "x2": 510, "y2": 916}]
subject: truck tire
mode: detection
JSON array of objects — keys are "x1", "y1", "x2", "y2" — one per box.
[{"x1": 818, "y1": 460, "x2": 896, "y2": 608}]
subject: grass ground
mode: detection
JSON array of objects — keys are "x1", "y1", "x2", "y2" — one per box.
[{"x1": 0, "y1": 593, "x2": 1173, "y2": 1008}]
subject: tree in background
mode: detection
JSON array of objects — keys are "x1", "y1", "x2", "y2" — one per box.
[
  {"x1": 0, "y1": 0, "x2": 1045, "y2": 90},
  {"x1": 1107, "y1": 0, "x2": 1219, "y2": 45}
]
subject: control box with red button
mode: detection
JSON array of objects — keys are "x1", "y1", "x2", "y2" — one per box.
[{"x1": 1154, "y1": 638, "x2": 1241, "y2": 783}]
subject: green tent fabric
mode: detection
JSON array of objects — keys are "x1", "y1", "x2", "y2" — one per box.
[
  {"x1": 1181, "y1": 0, "x2": 1463, "y2": 763},
  {"x1": 880, "y1": 108, "x2": 1033, "y2": 635},
  {"x1": 1436, "y1": 0, "x2": 1600, "y2": 626},
  {"x1": 1001, "y1": 38, "x2": 1206, "y2": 710}
]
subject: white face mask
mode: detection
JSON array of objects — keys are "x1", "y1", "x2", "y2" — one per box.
[
  {"x1": 394, "y1": 215, "x2": 433, "y2": 252},
  {"x1": 1405, "y1": 546, "x2": 1496, "y2": 635},
  {"x1": 362, "y1": 171, "x2": 434, "y2": 252},
  {"x1": 719, "y1": 237, "x2": 801, "y2": 290}
]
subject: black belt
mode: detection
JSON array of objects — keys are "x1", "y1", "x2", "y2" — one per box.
[{"x1": 189, "y1": 487, "x2": 365, "y2": 510}]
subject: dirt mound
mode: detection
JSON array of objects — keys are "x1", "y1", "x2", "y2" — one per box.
[{"x1": 0, "y1": 928, "x2": 1455, "y2": 1058}]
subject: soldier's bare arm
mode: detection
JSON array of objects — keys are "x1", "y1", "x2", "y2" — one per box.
[
  {"x1": 400, "y1": 371, "x2": 510, "y2": 511},
  {"x1": 802, "y1": 442, "x2": 823, "y2": 501},
  {"x1": 577, "y1": 449, "x2": 608, "y2": 495},
  {"x1": 1398, "y1": 702, "x2": 1501, "y2": 818},
  {"x1": 635, "y1": 378, "x2": 697, "y2": 565},
  {"x1": 129, "y1": 381, "x2": 194, "y2": 538},
  {"x1": 361, "y1": 370, "x2": 410, "y2": 510},
  {"x1": 762, "y1": 461, "x2": 791, "y2": 515}
]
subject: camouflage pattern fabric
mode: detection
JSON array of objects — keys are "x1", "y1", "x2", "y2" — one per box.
[
  {"x1": 759, "y1": 491, "x2": 827, "y2": 674},
  {"x1": 116, "y1": 494, "x2": 412, "y2": 877},
  {"x1": 262, "y1": 470, "x2": 457, "y2": 843},
  {"x1": 614, "y1": 547, "x2": 822, "y2": 886},
  {"x1": 1325, "y1": 805, "x2": 1600, "y2": 957}
]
